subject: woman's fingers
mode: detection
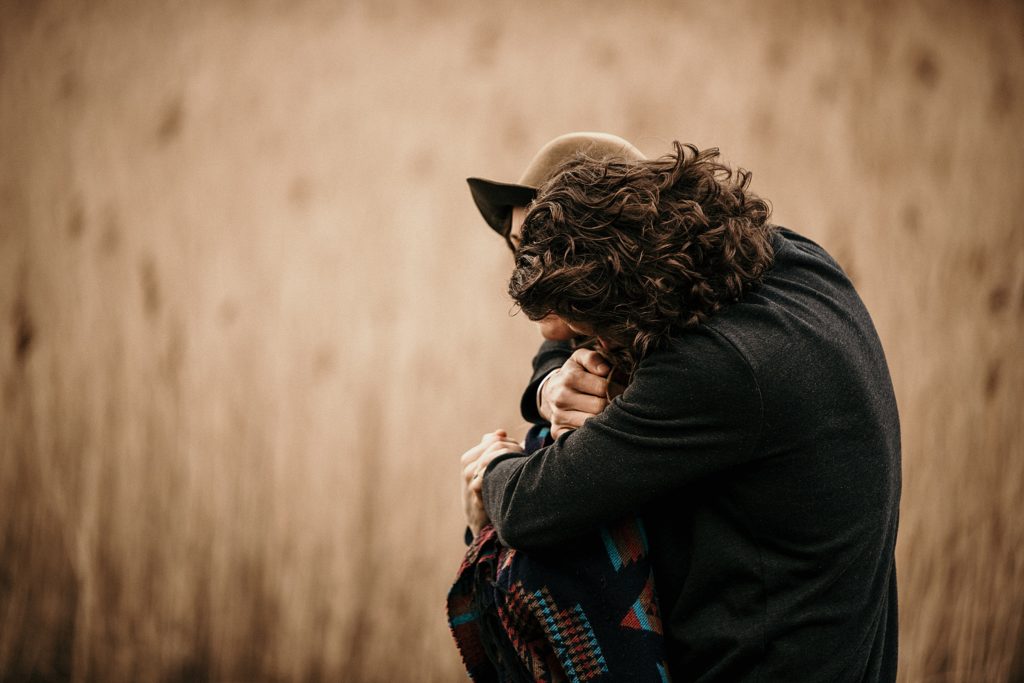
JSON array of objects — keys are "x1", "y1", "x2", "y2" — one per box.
[
  {"x1": 569, "y1": 347, "x2": 611, "y2": 377},
  {"x1": 460, "y1": 430, "x2": 509, "y2": 466},
  {"x1": 483, "y1": 438, "x2": 523, "y2": 456},
  {"x1": 464, "y1": 438, "x2": 520, "y2": 481},
  {"x1": 551, "y1": 405, "x2": 606, "y2": 438},
  {"x1": 469, "y1": 440, "x2": 525, "y2": 493},
  {"x1": 459, "y1": 442, "x2": 486, "y2": 466},
  {"x1": 560, "y1": 363, "x2": 610, "y2": 399},
  {"x1": 538, "y1": 356, "x2": 610, "y2": 423},
  {"x1": 552, "y1": 392, "x2": 608, "y2": 415},
  {"x1": 460, "y1": 430, "x2": 515, "y2": 532},
  {"x1": 551, "y1": 424, "x2": 575, "y2": 439},
  {"x1": 551, "y1": 409, "x2": 598, "y2": 432}
]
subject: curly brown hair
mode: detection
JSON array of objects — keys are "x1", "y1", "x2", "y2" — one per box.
[{"x1": 509, "y1": 142, "x2": 775, "y2": 369}]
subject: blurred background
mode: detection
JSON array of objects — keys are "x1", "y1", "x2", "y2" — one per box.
[{"x1": 1, "y1": 0, "x2": 1022, "y2": 681}]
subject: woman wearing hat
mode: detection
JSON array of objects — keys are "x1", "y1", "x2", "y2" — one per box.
[{"x1": 451, "y1": 133, "x2": 673, "y2": 681}]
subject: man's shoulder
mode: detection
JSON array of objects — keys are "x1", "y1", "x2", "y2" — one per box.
[
  {"x1": 703, "y1": 225, "x2": 869, "y2": 346},
  {"x1": 657, "y1": 324, "x2": 751, "y2": 366},
  {"x1": 641, "y1": 327, "x2": 761, "y2": 405},
  {"x1": 767, "y1": 225, "x2": 854, "y2": 291},
  {"x1": 620, "y1": 327, "x2": 763, "y2": 440}
]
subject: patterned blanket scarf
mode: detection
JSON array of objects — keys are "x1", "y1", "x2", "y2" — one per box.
[{"x1": 447, "y1": 427, "x2": 670, "y2": 682}]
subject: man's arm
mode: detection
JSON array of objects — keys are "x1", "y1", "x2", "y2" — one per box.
[{"x1": 483, "y1": 327, "x2": 764, "y2": 551}]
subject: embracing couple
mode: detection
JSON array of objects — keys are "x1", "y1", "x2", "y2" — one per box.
[{"x1": 449, "y1": 133, "x2": 900, "y2": 683}]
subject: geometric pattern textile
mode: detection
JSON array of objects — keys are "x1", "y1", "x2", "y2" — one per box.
[
  {"x1": 620, "y1": 576, "x2": 663, "y2": 636},
  {"x1": 447, "y1": 425, "x2": 671, "y2": 682},
  {"x1": 601, "y1": 517, "x2": 649, "y2": 572}
]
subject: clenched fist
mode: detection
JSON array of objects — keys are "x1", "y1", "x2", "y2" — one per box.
[{"x1": 539, "y1": 348, "x2": 612, "y2": 438}]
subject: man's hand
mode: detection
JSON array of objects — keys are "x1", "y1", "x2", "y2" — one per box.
[
  {"x1": 460, "y1": 430, "x2": 525, "y2": 536},
  {"x1": 539, "y1": 348, "x2": 611, "y2": 439}
]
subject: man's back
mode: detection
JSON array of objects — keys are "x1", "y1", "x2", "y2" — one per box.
[{"x1": 645, "y1": 227, "x2": 901, "y2": 681}]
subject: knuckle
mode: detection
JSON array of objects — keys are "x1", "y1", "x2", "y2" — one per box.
[
  {"x1": 571, "y1": 375, "x2": 590, "y2": 388},
  {"x1": 558, "y1": 376, "x2": 578, "y2": 392}
]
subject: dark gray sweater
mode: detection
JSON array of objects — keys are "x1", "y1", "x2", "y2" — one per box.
[{"x1": 484, "y1": 228, "x2": 901, "y2": 682}]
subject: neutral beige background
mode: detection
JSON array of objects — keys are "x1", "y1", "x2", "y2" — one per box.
[{"x1": 1, "y1": 1, "x2": 1022, "y2": 681}]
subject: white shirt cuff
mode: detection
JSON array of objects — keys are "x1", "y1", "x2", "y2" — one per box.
[{"x1": 536, "y1": 369, "x2": 558, "y2": 417}]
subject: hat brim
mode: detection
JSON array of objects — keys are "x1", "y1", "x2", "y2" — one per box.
[{"x1": 467, "y1": 177, "x2": 537, "y2": 235}]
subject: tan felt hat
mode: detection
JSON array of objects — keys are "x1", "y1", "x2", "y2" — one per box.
[{"x1": 467, "y1": 132, "x2": 646, "y2": 235}]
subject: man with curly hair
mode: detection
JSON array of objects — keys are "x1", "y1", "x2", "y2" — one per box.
[{"x1": 470, "y1": 143, "x2": 902, "y2": 681}]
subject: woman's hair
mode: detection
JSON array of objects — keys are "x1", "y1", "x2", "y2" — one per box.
[{"x1": 509, "y1": 142, "x2": 775, "y2": 369}]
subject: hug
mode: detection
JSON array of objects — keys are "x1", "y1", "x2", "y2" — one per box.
[{"x1": 451, "y1": 133, "x2": 900, "y2": 683}]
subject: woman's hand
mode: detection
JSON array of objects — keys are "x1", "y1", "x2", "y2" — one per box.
[
  {"x1": 460, "y1": 430, "x2": 525, "y2": 536},
  {"x1": 539, "y1": 348, "x2": 611, "y2": 438}
]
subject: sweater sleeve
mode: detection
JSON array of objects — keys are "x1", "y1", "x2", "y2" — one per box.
[
  {"x1": 519, "y1": 339, "x2": 574, "y2": 424},
  {"x1": 484, "y1": 327, "x2": 764, "y2": 550}
]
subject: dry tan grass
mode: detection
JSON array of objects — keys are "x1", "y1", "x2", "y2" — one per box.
[{"x1": 1, "y1": 1, "x2": 1022, "y2": 681}]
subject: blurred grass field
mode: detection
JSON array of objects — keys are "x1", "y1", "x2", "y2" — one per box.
[{"x1": 1, "y1": 0, "x2": 1022, "y2": 681}]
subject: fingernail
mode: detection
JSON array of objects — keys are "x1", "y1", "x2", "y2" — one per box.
[{"x1": 598, "y1": 365, "x2": 609, "y2": 374}]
